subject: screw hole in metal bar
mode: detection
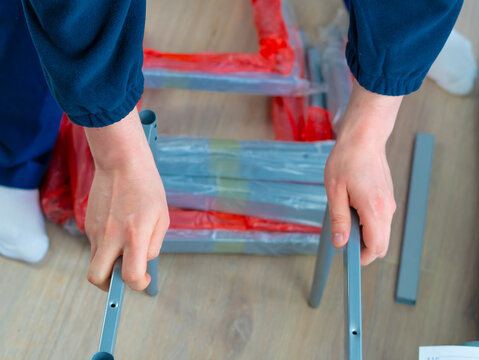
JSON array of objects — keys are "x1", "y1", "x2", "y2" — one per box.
[
  {"x1": 110, "y1": 302, "x2": 118, "y2": 308},
  {"x1": 352, "y1": 330, "x2": 358, "y2": 336}
]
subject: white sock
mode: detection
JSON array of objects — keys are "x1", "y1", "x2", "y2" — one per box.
[
  {"x1": 427, "y1": 29, "x2": 477, "y2": 96},
  {"x1": 0, "y1": 185, "x2": 49, "y2": 263}
]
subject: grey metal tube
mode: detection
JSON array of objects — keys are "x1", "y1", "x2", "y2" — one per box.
[
  {"x1": 344, "y1": 209, "x2": 362, "y2": 360},
  {"x1": 139, "y1": 109, "x2": 160, "y2": 297},
  {"x1": 396, "y1": 133, "x2": 434, "y2": 305},
  {"x1": 92, "y1": 258, "x2": 125, "y2": 360},
  {"x1": 309, "y1": 205, "x2": 335, "y2": 308},
  {"x1": 145, "y1": 258, "x2": 159, "y2": 296}
]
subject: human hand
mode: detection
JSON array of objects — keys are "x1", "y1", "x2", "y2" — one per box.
[
  {"x1": 84, "y1": 108, "x2": 169, "y2": 291},
  {"x1": 324, "y1": 80, "x2": 402, "y2": 265}
]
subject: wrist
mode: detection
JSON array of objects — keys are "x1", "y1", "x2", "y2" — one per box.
[
  {"x1": 85, "y1": 107, "x2": 154, "y2": 172},
  {"x1": 336, "y1": 80, "x2": 403, "y2": 149}
]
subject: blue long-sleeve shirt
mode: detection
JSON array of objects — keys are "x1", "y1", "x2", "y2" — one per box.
[{"x1": 21, "y1": 0, "x2": 463, "y2": 128}]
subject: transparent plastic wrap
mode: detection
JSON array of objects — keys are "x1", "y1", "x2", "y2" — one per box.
[
  {"x1": 319, "y1": 9, "x2": 352, "y2": 134},
  {"x1": 40, "y1": 114, "x2": 326, "y2": 233},
  {"x1": 168, "y1": 209, "x2": 320, "y2": 233},
  {"x1": 271, "y1": 28, "x2": 332, "y2": 141},
  {"x1": 162, "y1": 229, "x2": 320, "y2": 255},
  {"x1": 154, "y1": 135, "x2": 334, "y2": 184},
  {"x1": 163, "y1": 175, "x2": 327, "y2": 226},
  {"x1": 40, "y1": 114, "x2": 93, "y2": 233},
  {"x1": 271, "y1": 95, "x2": 333, "y2": 142},
  {"x1": 143, "y1": 0, "x2": 314, "y2": 96},
  {"x1": 143, "y1": 68, "x2": 310, "y2": 96}
]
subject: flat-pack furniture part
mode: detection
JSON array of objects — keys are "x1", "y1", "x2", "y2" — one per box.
[
  {"x1": 143, "y1": 0, "x2": 312, "y2": 96},
  {"x1": 140, "y1": 109, "x2": 327, "y2": 254},
  {"x1": 91, "y1": 113, "x2": 161, "y2": 359},
  {"x1": 91, "y1": 258, "x2": 159, "y2": 358},
  {"x1": 168, "y1": 208, "x2": 321, "y2": 233},
  {"x1": 307, "y1": 46, "x2": 327, "y2": 107},
  {"x1": 163, "y1": 229, "x2": 320, "y2": 255},
  {"x1": 320, "y1": 10, "x2": 352, "y2": 135},
  {"x1": 309, "y1": 207, "x2": 363, "y2": 360},
  {"x1": 163, "y1": 175, "x2": 327, "y2": 226},
  {"x1": 154, "y1": 134, "x2": 334, "y2": 184},
  {"x1": 270, "y1": 31, "x2": 334, "y2": 143},
  {"x1": 396, "y1": 133, "x2": 435, "y2": 305},
  {"x1": 91, "y1": 258, "x2": 125, "y2": 360}
]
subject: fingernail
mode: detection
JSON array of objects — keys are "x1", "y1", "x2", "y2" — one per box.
[{"x1": 332, "y1": 233, "x2": 344, "y2": 246}]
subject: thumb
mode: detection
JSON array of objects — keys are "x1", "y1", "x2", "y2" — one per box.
[{"x1": 326, "y1": 184, "x2": 351, "y2": 248}]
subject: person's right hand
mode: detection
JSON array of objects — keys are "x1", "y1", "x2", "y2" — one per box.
[
  {"x1": 325, "y1": 133, "x2": 396, "y2": 265},
  {"x1": 84, "y1": 108, "x2": 169, "y2": 291},
  {"x1": 324, "y1": 80, "x2": 403, "y2": 265}
]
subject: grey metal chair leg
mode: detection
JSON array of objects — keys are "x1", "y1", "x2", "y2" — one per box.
[
  {"x1": 139, "y1": 109, "x2": 160, "y2": 297},
  {"x1": 309, "y1": 205, "x2": 335, "y2": 308},
  {"x1": 92, "y1": 258, "x2": 125, "y2": 360},
  {"x1": 145, "y1": 257, "x2": 159, "y2": 296},
  {"x1": 308, "y1": 206, "x2": 363, "y2": 360},
  {"x1": 344, "y1": 209, "x2": 362, "y2": 360}
]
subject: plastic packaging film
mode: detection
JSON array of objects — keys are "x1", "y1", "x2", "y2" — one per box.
[
  {"x1": 168, "y1": 209, "x2": 321, "y2": 233},
  {"x1": 162, "y1": 229, "x2": 320, "y2": 255},
  {"x1": 154, "y1": 135, "x2": 334, "y2": 184},
  {"x1": 319, "y1": 9, "x2": 352, "y2": 134},
  {"x1": 163, "y1": 175, "x2": 327, "y2": 226},
  {"x1": 142, "y1": 0, "x2": 313, "y2": 96}
]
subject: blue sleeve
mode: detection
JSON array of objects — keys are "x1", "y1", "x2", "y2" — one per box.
[
  {"x1": 21, "y1": 0, "x2": 145, "y2": 127},
  {"x1": 346, "y1": 0, "x2": 463, "y2": 96}
]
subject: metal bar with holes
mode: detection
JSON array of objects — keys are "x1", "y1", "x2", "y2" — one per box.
[
  {"x1": 91, "y1": 258, "x2": 125, "y2": 360},
  {"x1": 344, "y1": 209, "x2": 362, "y2": 360},
  {"x1": 140, "y1": 109, "x2": 160, "y2": 297},
  {"x1": 309, "y1": 207, "x2": 362, "y2": 360}
]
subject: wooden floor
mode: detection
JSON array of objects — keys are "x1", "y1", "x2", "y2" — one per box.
[{"x1": 1, "y1": 1, "x2": 478, "y2": 359}]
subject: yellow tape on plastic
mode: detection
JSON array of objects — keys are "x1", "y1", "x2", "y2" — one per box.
[
  {"x1": 209, "y1": 139, "x2": 240, "y2": 178},
  {"x1": 216, "y1": 177, "x2": 248, "y2": 200},
  {"x1": 161, "y1": 75, "x2": 190, "y2": 89},
  {"x1": 214, "y1": 241, "x2": 245, "y2": 253}
]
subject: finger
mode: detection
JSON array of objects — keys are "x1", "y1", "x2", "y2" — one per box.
[
  {"x1": 358, "y1": 212, "x2": 390, "y2": 265},
  {"x1": 325, "y1": 181, "x2": 351, "y2": 248},
  {"x1": 147, "y1": 215, "x2": 170, "y2": 260},
  {"x1": 90, "y1": 243, "x2": 98, "y2": 263},
  {"x1": 123, "y1": 235, "x2": 151, "y2": 291},
  {"x1": 360, "y1": 245, "x2": 378, "y2": 266},
  {"x1": 87, "y1": 243, "x2": 122, "y2": 291},
  {"x1": 356, "y1": 191, "x2": 394, "y2": 265},
  {"x1": 85, "y1": 222, "x2": 99, "y2": 263}
]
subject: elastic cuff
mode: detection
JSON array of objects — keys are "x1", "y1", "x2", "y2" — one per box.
[
  {"x1": 67, "y1": 83, "x2": 144, "y2": 128},
  {"x1": 345, "y1": 43, "x2": 426, "y2": 96}
]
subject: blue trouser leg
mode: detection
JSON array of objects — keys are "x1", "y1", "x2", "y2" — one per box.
[{"x1": 0, "y1": 1, "x2": 62, "y2": 189}]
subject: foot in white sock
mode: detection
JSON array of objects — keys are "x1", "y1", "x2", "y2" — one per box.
[
  {"x1": 0, "y1": 185, "x2": 49, "y2": 263},
  {"x1": 427, "y1": 29, "x2": 477, "y2": 96}
]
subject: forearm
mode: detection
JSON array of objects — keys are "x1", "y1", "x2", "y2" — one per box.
[
  {"x1": 337, "y1": 80, "x2": 403, "y2": 148},
  {"x1": 347, "y1": 0, "x2": 462, "y2": 96},
  {"x1": 84, "y1": 107, "x2": 168, "y2": 292},
  {"x1": 84, "y1": 107, "x2": 154, "y2": 172},
  {"x1": 21, "y1": 0, "x2": 146, "y2": 127}
]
